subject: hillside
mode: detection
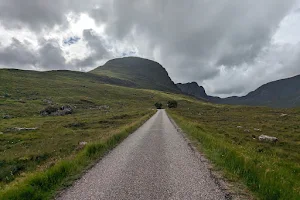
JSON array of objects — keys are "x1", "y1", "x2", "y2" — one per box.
[
  {"x1": 178, "y1": 75, "x2": 300, "y2": 108},
  {"x1": 1, "y1": 67, "x2": 300, "y2": 200},
  {"x1": 0, "y1": 68, "x2": 190, "y2": 191},
  {"x1": 90, "y1": 57, "x2": 180, "y2": 93}
]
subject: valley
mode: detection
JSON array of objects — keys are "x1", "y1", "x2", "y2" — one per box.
[{"x1": 0, "y1": 57, "x2": 299, "y2": 199}]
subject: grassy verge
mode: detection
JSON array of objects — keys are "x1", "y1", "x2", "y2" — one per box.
[
  {"x1": 168, "y1": 103, "x2": 300, "y2": 200},
  {"x1": 0, "y1": 111, "x2": 154, "y2": 200}
]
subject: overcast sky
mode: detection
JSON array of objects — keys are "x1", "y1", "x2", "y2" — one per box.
[{"x1": 0, "y1": 0, "x2": 300, "y2": 97}]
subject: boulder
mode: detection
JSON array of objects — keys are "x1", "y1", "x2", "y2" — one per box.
[
  {"x1": 42, "y1": 99, "x2": 53, "y2": 104},
  {"x1": 58, "y1": 105, "x2": 73, "y2": 115},
  {"x1": 79, "y1": 141, "x2": 87, "y2": 146},
  {"x1": 7, "y1": 127, "x2": 38, "y2": 132},
  {"x1": 3, "y1": 114, "x2": 12, "y2": 119},
  {"x1": 77, "y1": 141, "x2": 88, "y2": 150},
  {"x1": 99, "y1": 105, "x2": 110, "y2": 110},
  {"x1": 258, "y1": 135, "x2": 278, "y2": 143},
  {"x1": 40, "y1": 105, "x2": 73, "y2": 116},
  {"x1": 40, "y1": 106, "x2": 59, "y2": 116}
]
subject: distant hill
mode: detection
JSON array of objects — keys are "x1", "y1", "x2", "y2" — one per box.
[
  {"x1": 178, "y1": 75, "x2": 300, "y2": 108},
  {"x1": 90, "y1": 57, "x2": 180, "y2": 93}
]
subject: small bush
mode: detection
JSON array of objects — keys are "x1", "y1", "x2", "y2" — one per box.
[
  {"x1": 3, "y1": 93, "x2": 11, "y2": 98},
  {"x1": 167, "y1": 100, "x2": 178, "y2": 108},
  {"x1": 41, "y1": 106, "x2": 58, "y2": 115},
  {"x1": 154, "y1": 102, "x2": 163, "y2": 109}
]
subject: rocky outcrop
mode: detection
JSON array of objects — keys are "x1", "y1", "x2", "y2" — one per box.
[
  {"x1": 258, "y1": 135, "x2": 278, "y2": 143},
  {"x1": 2, "y1": 114, "x2": 12, "y2": 119},
  {"x1": 177, "y1": 82, "x2": 208, "y2": 100},
  {"x1": 176, "y1": 82, "x2": 221, "y2": 102},
  {"x1": 40, "y1": 105, "x2": 73, "y2": 116},
  {"x1": 5, "y1": 127, "x2": 38, "y2": 133}
]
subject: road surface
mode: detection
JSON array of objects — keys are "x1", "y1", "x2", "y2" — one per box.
[{"x1": 57, "y1": 109, "x2": 227, "y2": 200}]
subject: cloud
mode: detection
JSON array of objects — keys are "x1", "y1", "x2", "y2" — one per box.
[
  {"x1": 38, "y1": 39, "x2": 69, "y2": 70},
  {"x1": 0, "y1": 38, "x2": 38, "y2": 68},
  {"x1": 72, "y1": 29, "x2": 110, "y2": 67},
  {"x1": 203, "y1": 42, "x2": 300, "y2": 97},
  {"x1": 0, "y1": 0, "x2": 299, "y2": 96},
  {"x1": 0, "y1": 0, "x2": 100, "y2": 32},
  {"x1": 0, "y1": 0, "x2": 69, "y2": 31},
  {"x1": 98, "y1": 0, "x2": 296, "y2": 81}
]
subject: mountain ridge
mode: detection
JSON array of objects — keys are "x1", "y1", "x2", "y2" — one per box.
[{"x1": 177, "y1": 74, "x2": 300, "y2": 108}]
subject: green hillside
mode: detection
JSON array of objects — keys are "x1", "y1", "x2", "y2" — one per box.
[
  {"x1": 0, "y1": 68, "x2": 190, "y2": 198},
  {"x1": 90, "y1": 57, "x2": 180, "y2": 93},
  {"x1": 0, "y1": 65, "x2": 299, "y2": 200}
]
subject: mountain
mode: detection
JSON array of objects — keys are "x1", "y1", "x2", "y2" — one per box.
[
  {"x1": 90, "y1": 57, "x2": 180, "y2": 93},
  {"x1": 176, "y1": 82, "x2": 209, "y2": 101},
  {"x1": 178, "y1": 75, "x2": 300, "y2": 108},
  {"x1": 221, "y1": 75, "x2": 300, "y2": 107},
  {"x1": 176, "y1": 82, "x2": 221, "y2": 102}
]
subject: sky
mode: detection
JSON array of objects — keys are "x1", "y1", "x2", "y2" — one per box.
[{"x1": 0, "y1": 0, "x2": 300, "y2": 97}]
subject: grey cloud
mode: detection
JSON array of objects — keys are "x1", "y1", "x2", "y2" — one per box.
[
  {"x1": 0, "y1": 38, "x2": 72, "y2": 70},
  {"x1": 0, "y1": 0, "x2": 99, "y2": 32},
  {"x1": 166, "y1": 57, "x2": 220, "y2": 84},
  {"x1": 90, "y1": 6, "x2": 110, "y2": 24},
  {"x1": 212, "y1": 84, "x2": 247, "y2": 96},
  {"x1": 0, "y1": 29, "x2": 110, "y2": 71},
  {"x1": 73, "y1": 29, "x2": 110, "y2": 67},
  {"x1": 38, "y1": 40, "x2": 68, "y2": 70},
  {"x1": 0, "y1": 38, "x2": 38, "y2": 67},
  {"x1": 73, "y1": 56, "x2": 96, "y2": 68},
  {"x1": 203, "y1": 42, "x2": 300, "y2": 97},
  {"x1": 0, "y1": 0, "x2": 69, "y2": 31},
  {"x1": 83, "y1": 29, "x2": 107, "y2": 56},
  {"x1": 96, "y1": 0, "x2": 296, "y2": 85}
]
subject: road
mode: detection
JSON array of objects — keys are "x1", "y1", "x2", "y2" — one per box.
[{"x1": 57, "y1": 109, "x2": 227, "y2": 200}]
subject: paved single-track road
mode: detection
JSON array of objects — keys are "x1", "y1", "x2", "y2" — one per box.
[{"x1": 57, "y1": 109, "x2": 227, "y2": 200}]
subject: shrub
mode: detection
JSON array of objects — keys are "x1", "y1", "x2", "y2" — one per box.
[
  {"x1": 40, "y1": 106, "x2": 58, "y2": 115},
  {"x1": 3, "y1": 93, "x2": 11, "y2": 98},
  {"x1": 154, "y1": 102, "x2": 163, "y2": 109},
  {"x1": 167, "y1": 100, "x2": 178, "y2": 108}
]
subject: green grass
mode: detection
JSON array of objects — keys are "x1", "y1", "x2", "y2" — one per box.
[
  {"x1": 0, "y1": 68, "x2": 185, "y2": 199},
  {"x1": 168, "y1": 100, "x2": 300, "y2": 200},
  {"x1": 0, "y1": 113, "x2": 153, "y2": 200},
  {"x1": 2, "y1": 68, "x2": 300, "y2": 199}
]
